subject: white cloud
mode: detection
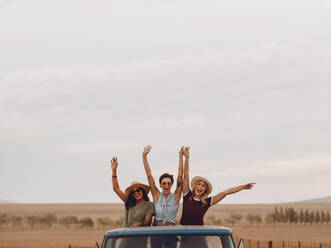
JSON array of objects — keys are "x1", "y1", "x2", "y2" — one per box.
[
  {"x1": 1, "y1": 1, "x2": 331, "y2": 203},
  {"x1": 197, "y1": 153, "x2": 331, "y2": 203},
  {"x1": 61, "y1": 139, "x2": 139, "y2": 153},
  {"x1": 127, "y1": 115, "x2": 209, "y2": 130}
]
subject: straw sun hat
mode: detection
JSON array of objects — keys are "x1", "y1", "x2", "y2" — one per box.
[
  {"x1": 191, "y1": 176, "x2": 213, "y2": 196},
  {"x1": 124, "y1": 181, "x2": 150, "y2": 200}
]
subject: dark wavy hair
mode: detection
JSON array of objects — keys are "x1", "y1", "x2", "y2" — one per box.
[
  {"x1": 125, "y1": 188, "x2": 150, "y2": 209},
  {"x1": 159, "y1": 173, "x2": 174, "y2": 184}
]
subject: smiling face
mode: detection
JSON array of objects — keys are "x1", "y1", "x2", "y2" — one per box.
[
  {"x1": 131, "y1": 187, "x2": 143, "y2": 201},
  {"x1": 160, "y1": 177, "x2": 173, "y2": 194},
  {"x1": 194, "y1": 180, "x2": 207, "y2": 197}
]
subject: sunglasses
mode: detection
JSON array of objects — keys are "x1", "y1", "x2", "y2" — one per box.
[
  {"x1": 132, "y1": 188, "x2": 142, "y2": 194},
  {"x1": 161, "y1": 182, "x2": 172, "y2": 186}
]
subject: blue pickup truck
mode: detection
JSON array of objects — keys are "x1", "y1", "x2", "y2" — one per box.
[{"x1": 97, "y1": 225, "x2": 242, "y2": 248}]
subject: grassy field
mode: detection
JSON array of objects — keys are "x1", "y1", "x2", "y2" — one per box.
[{"x1": 1, "y1": 203, "x2": 331, "y2": 248}]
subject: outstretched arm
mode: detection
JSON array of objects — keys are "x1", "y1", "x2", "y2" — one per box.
[
  {"x1": 211, "y1": 183, "x2": 255, "y2": 205},
  {"x1": 111, "y1": 157, "x2": 125, "y2": 202},
  {"x1": 182, "y1": 147, "x2": 190, "y2": 195},
  {"x1": 142, "y1": 145, "x2": 160, "y2": 202},
  {"x1": 174, "y1": 146, "x2": 184, "y2": 203}
]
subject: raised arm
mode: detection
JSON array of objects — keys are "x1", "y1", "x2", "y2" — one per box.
[
  {"x1": 142, "y1": 145, "x2": 160, "y2": 202},
  {"x1": 174, "y1": 146, "x2": 184, "y2": 203},
  {"x1": 111, "y1": 157, "x2": 125, "y2": 202},
  {"x1": 182, "y1": 146, "x2": 190, "y2": 195},
  {"x1": 211, "y1": 183, "x2": 256, "y2": 205}
]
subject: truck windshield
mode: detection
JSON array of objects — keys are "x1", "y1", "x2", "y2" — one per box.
[{"x1": 103, "y1": 234, "x2": 235, "y2": 248}]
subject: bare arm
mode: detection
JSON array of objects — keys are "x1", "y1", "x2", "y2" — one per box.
[
  {"x1": 111, "y1": 157, "x2": 125, "y2": 202},
  {"x1": 142, "y1": 145, "x2": 160, "y2": 202},
  {"x1": 174, "y1": 146, "x2": 184, "y2": 203},
  {"x1": 130, "y1": 214, "x2": 153, "y2": 227},
  {"x1": 211, "y1": 183, "x2": 256, "y2": 205},
  {"x1": 143, "y1": 214, "x2": 153, "y2": 226},
  {"x1": 182, "y1": 147, "x2": 190, "y2": 195}
]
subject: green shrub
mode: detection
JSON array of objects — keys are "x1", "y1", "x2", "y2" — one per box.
[
  {"x1": 97, "y1": 217, "x2": 114, "y2": 227},
  {"x1": 115, "y1": 217, "x2": 123, "y2": 226},
  {"x1": 25, "y1": 215, "x2": 39, "y2": 228},
  {"x1": 0, "y1": 214, "x2": 10, "y2": 228},
  {"x1": 245, "y1": 213, "x2": 262, "y2": 224},
  {"x1": 59, "y1": 215, "x2": 78, "y2": 228},
  {"x1": 39, "y1": 214, "x2": 58, "y2": 228},
  {"x1": 230, "y1": 213, "x2": 243, "y2": 224},
  {"x1": 264, "y1": 213, "x2": 275, "y2": 224},
  {"x1": 10, "y1": 216, "x2": 22, "y2": 227},
  {"x1": 79, "y1": 217, "x2": 94, "y2": 228}
]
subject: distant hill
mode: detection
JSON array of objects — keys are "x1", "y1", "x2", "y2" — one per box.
[
  {"x1": 301, "y1": 196, "x2": 331, "y2": 203},
  {"x1": 0, "y1": 199, "x2": 16, "y2": 204}
]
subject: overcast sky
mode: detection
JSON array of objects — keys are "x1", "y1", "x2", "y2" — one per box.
[{"x1": 1, "y1": 0, "x2": 331, "y2": 204}]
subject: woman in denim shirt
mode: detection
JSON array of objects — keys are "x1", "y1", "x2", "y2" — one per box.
[{"x1": 142, "y1": 145, "x2": 187, "y2": 248}]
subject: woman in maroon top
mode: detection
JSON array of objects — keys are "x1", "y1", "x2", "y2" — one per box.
[{"x1": 179, "y1": 147, "x2": 255, "y2": 247}]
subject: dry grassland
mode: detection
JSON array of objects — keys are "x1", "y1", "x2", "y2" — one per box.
[
  {"x1": 1, "y1": 203, "x2": 331, "y2": 248},
  {"x1": 205, "y1": 202, "x2": 331, "y2": 220},
  {"x1": 0, "y1": 203, "x2": 123, "y2": 219},
  {"x1": 0, "y1": 229, "x2": 105, "y2": 248}
]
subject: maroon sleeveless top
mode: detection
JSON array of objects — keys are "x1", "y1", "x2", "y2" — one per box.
[{"x1": 180, "y1": 190, "x2": 212, "y2": 225}]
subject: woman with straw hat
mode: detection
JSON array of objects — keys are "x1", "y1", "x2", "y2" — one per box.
[
  {"x1": 111, "y1": 157, "x2": 155, "y2": 248},
  {"x1": 179, "y1": 147, "x2": 255, "y2": 247}
]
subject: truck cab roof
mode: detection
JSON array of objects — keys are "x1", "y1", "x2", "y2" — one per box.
[{"x1": 105, "y1": 225, "x2": 233, "y2": 237}]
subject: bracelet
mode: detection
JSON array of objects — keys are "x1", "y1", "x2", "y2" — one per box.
[{"x1": 112, "y1": 176, "x2": 117, "y2": 178}]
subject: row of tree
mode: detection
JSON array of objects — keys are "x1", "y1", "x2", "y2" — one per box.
[
  {"x1": 0, "y1": 213, "x2": 123, "y2": 229},
  {"x1": 265, "y1": 207, "x2": 331, "y2": 225},
  {"x1": 206, "y1": 207, "x2": 331, "y2": 225},
  {"x1": 207, "y1": 213, "x2": 263, "y2": 225},
  {"x1": 1, "y1": 206, "x2": 330, "y2": 228}
]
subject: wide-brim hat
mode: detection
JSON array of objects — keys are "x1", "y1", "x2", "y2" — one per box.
[
  {"x1": 191, "y1": 176, "x2": 212, "y2": 196},
  {"x1": 124, "y1": 181, "x2": 150, "y2": 200}
]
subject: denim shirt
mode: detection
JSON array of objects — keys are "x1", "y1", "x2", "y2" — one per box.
[{"x1": 154, "y1": 192, "x2": 179, "y2": 225}]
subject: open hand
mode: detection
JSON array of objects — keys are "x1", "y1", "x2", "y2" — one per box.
[
  {"x1": 130, "y1": 222, "x2": 142, "y2": 227},
  {"x1": 143, "y1": 145, "x2": 152, "y2": 156},
  {"x1": 111, "y1": 157, "x2": 118, "y2": 171}
]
